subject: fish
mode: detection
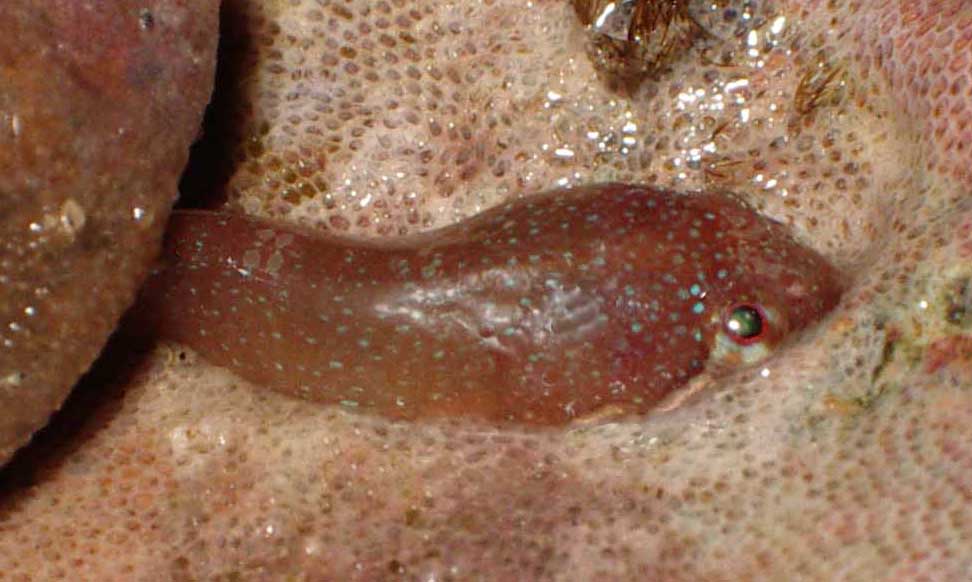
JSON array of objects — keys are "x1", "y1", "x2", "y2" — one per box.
[{"x1": 130, "y1": 184, "x2": 843, "y2": 425}]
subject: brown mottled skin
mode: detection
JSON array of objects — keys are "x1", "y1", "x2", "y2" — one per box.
[{"x1": 135, "y1": 185, "x2": 841, "y2": 424}]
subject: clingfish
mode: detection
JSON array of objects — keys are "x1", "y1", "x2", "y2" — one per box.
[{"x1": 132, "y1": 184, "x2": 843, "y2": 425}]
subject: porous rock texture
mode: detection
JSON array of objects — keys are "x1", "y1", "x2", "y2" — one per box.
[
  {"x1": 3, "y1": 0, "x2": 972, "y2": 580},
  {"x1": 0, "y1": 1, "x2": 218, "y2": 464}
]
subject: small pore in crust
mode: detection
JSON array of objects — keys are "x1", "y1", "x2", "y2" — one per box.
[{"x1": 129, "y1": 184, "x2": 844, "y2": 426}]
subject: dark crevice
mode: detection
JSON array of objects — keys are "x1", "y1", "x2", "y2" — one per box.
[
  {"x1": 0, "y1": 332, "x2": 152, "y2": 500},
  {"x1": 869, "y1": 327, "x2": 898, "y2": 386},
  {"x1": 177, "y1": 0, "x2": 253, "y2": 210}
]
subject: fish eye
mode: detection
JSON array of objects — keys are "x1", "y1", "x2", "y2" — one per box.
[
  {"x1": 708, "y1": 300, "x2": 786, "y2": 368},
  {"x1": 723, "y1": 303, "x2": 767, "y2": 345}
]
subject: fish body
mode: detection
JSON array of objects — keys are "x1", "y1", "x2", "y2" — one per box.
[{"x1": 134, "y1": 184, "x2": 842, "y2": 425}]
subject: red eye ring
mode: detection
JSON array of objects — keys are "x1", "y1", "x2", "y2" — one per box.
[{"x1": 723, "y1": 302, "x2": 768, "y2": 346}]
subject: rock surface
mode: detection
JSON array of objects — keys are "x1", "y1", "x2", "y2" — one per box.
[{"x1": 0, "y1": 1, "x2": 218, "y2": 464}]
